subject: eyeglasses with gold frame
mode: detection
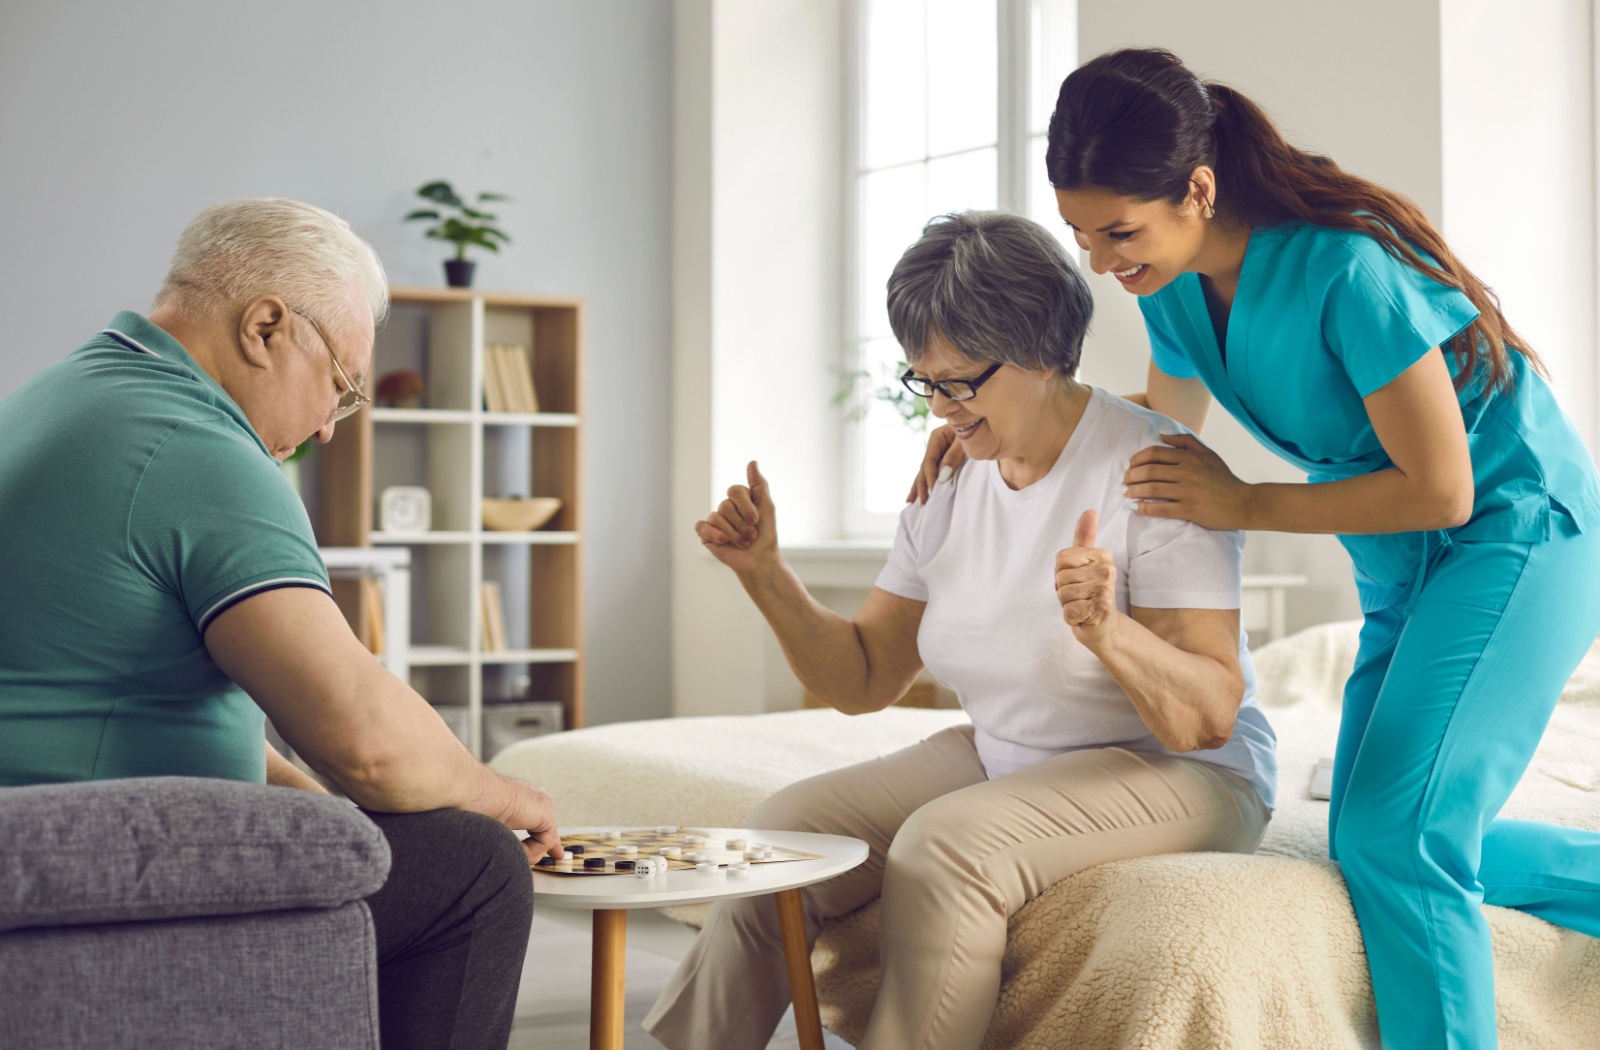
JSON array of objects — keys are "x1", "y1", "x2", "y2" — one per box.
[{"x1": 289, "y1": 306, "x2": 370, "y2": 423}]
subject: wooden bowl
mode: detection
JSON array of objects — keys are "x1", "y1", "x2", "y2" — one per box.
[{"x1": 482, "y1": 497, "x2": 562, "y2": 532}]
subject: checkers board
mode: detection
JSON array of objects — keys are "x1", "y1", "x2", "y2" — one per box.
[{"x1": 532, "y1": 826, "x2": 824, "y2": 876}]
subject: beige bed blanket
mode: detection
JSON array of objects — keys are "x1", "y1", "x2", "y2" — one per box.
[{"x1": 491, "y1": 622, "x2": 1600, "y2": 1049}]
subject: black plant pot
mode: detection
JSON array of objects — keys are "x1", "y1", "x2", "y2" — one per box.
[{"x1": 444, "y1": 259, "x2": 476, "y2": 288}]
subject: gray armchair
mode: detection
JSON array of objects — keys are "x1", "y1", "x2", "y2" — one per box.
[{"x1": 0, "y1": 777, "x2": 390, "y2": 1050}]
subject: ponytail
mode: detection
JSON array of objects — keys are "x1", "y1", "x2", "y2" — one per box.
[
  {"x1": 1049, "y1": 49, "x2": 1540, "y2": 392},
  {"x1": 1205, "y1": 82, "x2": 1537, "y2": 392}
]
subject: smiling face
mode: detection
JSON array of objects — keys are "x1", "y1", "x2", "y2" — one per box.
[
  {"x1": 913, "y1": 330, "x2": 1057, "y2": 463},
  {"x1": 1054, "y1": 177, "x2": 1212, "y2": 296}
]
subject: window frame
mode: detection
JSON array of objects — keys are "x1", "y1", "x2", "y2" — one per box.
[{"x1": 839, "y1": 0, "x2": 1050, "y2": 539}]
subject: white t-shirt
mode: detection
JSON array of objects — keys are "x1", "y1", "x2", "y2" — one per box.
[{"x1": 875, "y1": 387, "x2": 1278, "y2": 809}]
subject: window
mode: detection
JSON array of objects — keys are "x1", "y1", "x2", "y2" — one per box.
[{"x1": 843, "y1": 0, "x2": 1077, "y2": 536}]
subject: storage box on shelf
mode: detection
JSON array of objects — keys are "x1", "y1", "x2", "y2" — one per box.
[{"x1": 313, "y1": 287, "x2": 584, "y2": 756}]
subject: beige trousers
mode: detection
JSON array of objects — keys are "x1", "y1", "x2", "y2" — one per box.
[{"x1": 642, "y1": 725, "x2": 1269, "y2": 1050}]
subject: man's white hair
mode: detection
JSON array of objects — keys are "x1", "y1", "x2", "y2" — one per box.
[{"x1": 155, "y1": 198, "x2": 389, "y2": 337}]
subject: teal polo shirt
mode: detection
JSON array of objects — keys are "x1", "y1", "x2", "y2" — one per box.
[{"x1": 0, "y1": 312, "x2": 331, "y2": 785}]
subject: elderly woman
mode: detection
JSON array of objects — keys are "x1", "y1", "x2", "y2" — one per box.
[{"x1": 643, "y1": 211, "x2": 1279, "y2": 1050}]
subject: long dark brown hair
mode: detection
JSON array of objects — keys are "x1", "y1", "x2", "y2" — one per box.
[{"x1": 1045, "y1": 48, "x2": 1539, "y2": 392}]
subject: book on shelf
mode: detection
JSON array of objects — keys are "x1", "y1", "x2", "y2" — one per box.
[
  {"x1": 483, "y1": 343, "x2": 539, "y2": 414},
  {"x1": 482, "y1": 344, "x2": 509, "y2": 413},
  {"x1": 494, "y1": 344, "x2": 521, "y2": 412},
  {"x1": 507, "y1": 344, "x2": 540, "y2": 413},
  {"x1": 480, "y1": 580, "x2": 507, "y2": 652}
]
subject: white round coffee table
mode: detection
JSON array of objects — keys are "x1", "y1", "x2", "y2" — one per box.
[{"x1": 531, "y1": 826, "x2": 868, "y2": 1050}]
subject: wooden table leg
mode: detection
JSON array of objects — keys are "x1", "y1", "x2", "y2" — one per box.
[
  {"x1": 774, "y1": 888, "x2": 826, "y2": 1050},
  {"x1": 590, "y1": 909, "x2": 627, "y2": 1050}
]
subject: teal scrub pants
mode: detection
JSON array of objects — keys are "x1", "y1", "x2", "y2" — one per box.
[{"x1": 1328, "y1": 521, "x2": 1600, "y2": 1049}]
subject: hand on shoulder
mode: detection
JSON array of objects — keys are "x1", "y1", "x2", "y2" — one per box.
[{"x1": 907, "y1": 424, "x2": 967, "y2": 505}]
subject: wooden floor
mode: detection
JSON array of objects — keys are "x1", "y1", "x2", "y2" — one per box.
[{"x1": 509, "y1": 912, "x2": 853, "y2": 1050}]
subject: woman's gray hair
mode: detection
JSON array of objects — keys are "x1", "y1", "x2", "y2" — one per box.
[
  {"x1": 154, "y1": 198, "x2": 389, "y2": 338},
  {"x1": 886, "y1": 210, "x2": 1093, "y2": 375}
]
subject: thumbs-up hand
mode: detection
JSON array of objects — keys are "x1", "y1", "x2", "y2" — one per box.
[
  {"x1": 695, "y1": 460, "x2": 780, "y2": 574},
  {"x1": 1055, "y1": 509, "x2": 1119, "y2": 647},
  {"x1": 1072, "y1": 507, "x2": 1098, "y2": 550}
]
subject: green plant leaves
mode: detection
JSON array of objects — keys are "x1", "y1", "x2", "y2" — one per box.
[
  {"x1": 408, "y1": 182, "x2": 512, "y2": 260},
  {"x1": 464, "y1": 228, "x2": 503, "y2": 252},
  {"x1": 416, "y1": 180, "x2": 465, "y2": 207}
]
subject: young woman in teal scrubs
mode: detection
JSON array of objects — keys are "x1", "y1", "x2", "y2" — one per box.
[{"x1": 914, "y1": 47, "x2": 1600, "y2": 1049}]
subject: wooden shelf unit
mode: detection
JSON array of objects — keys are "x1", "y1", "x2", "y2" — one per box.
[{"x1": 315, "y1": 286, "x2": 585, "y2": 753}]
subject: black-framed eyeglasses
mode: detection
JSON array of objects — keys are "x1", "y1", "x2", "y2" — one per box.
[
  {"x1": 288, "y1": 306, "x2": 370, "y2": 423},
  {"x1": 900, "y1": 362, "x2": 1003, "y2": 402}
]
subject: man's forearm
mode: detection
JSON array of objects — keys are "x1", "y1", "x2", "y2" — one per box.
[
  {"x1": 1082, "y1": 615, "x2": 1242, "y2": 752},
  {"x1": 288, "y1": 663, "x2": 546, "y2": 829},
  {"x1": 209, "y1": 587, "x2": 551, "y2": 833},
  {"x1": 736, "y1": 559, "x2": 882, "y2": 712},
  {"x1": 311, "y1": 685, "x2": 558, "y2": 854},
  {"x1": 302, "y1": 671, "x2": 557, "y2": 850},
  {"x1": 311, "y1": 667, "x2": 498, "y2": 813}
]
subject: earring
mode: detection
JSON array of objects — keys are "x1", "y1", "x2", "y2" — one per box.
[{"x1": 1202, "y1": 200, "x2": 1216, "y2": 220}]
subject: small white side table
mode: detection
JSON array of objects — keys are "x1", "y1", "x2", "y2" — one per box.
[{"x1": 531, "y1": 827, "x2": 869, "y2": 1050}]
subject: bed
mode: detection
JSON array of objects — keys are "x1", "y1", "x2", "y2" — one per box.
[{"x1": 489, "y1": 621, "x2": 1600, "y2": 1048}]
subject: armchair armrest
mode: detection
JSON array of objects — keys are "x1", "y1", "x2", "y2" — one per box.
[{"x1": 0, "y1": 777, "x2": 390, "y2": 933}]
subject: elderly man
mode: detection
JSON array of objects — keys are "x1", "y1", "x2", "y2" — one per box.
[{"x1": 0, "y1": 199, "x2": 559, "y2": 1049}]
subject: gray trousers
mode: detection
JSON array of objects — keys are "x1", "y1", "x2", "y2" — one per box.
[{"x1": 364, "y1": 809, "x2": 535, "y2": 1050}]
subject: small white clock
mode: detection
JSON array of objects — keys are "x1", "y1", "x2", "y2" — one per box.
[{"x1": 378, "y1": 486, "x2": 432, "y2": 535}]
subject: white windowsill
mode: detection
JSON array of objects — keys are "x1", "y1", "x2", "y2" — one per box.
[
  {"x1": 781, "y1": 539, "x2": 892, "y2": 589},
  {"x1": 782, "y1": 539, "x2": 892, "y2": 558}
]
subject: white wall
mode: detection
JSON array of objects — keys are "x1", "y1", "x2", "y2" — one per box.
[
  {"x1": 0, "y1": 0, "x2": 675, "y2": 725},
  {"x1": 672, "y1": 0, "x2": 847, "y2": 716},
  {"x1": 1441, "y1": 0, "x2": 1595, "y2": 452}
]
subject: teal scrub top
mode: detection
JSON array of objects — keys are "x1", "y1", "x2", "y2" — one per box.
[
  {"x1": 0, "y1": 312, "x2": 332, "y2": 785},
  {"x1": 1138, "y1": 222, "x2": 1600, "y2": 612}
]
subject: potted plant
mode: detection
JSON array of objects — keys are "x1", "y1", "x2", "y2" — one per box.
[{"x1": 404, "y1": 180, "x2": 512, "y2": 288}]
